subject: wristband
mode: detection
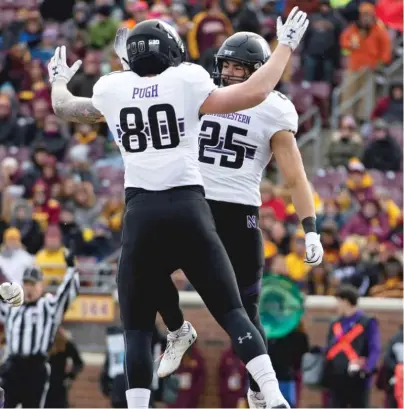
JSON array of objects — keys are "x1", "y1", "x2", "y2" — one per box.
[{"x1": 302, "y1": 216, "x2": 317, "y2": 234}]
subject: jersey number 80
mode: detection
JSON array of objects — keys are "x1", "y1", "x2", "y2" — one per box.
[{"x1": 119, "y1": 104, "x2": 179, "y2": 152}]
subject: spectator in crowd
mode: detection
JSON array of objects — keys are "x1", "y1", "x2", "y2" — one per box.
[
  {"x1": 9, "y1": 199, "x2": 43, "y2": 254},
  {"x1": 344, "y1": 158, "x2": 374, "y2": 203},
  {"x1": 340, "y1": 2, "x2": 391, "y2": 120},
  {"x1": 317, "y1": 199, "x2": 346, "y2": 231},
  {"x1": 37, "y1": 156, "x2": 62, "y2": 199},
  {"x1": 122, "y1": 0, "x2": 150, "y2": 29},
  {"x1": 371, "y1": 80, "x2": 403, "y2": 123},
  {"x1": 307, "y1": 263, "x2": 332, "y2": 295},
  {"x1": 260, "y1": 179, "x2": 286, "y2": 222},
  {"x1": 285, "y1": 230, "x2": 310, "y2": 284},
  {"x1": 58, "y1": 205, "x2": 84, "y2": 251},
  {"x1": 20, "y1": 97, "x2": 52, "y2": 147},
  {"x1": 72, "y1": 182, "x2": 103, "y2": 229},
  {"x1": 45, "y1": 327, "x2": 84, "y2": 408},
  {"x1": 369, "y1": 252, "x2": 403, "y2": 297},
  {"x1": 375, "y1": 0, "x2": 403, "y2": 33},
  {"x1": 20, "y1": 145, "x2": 49, "y2": 196},
  {"x1": 301, "y1": 0, "x2": 343, "y2": 85},
  {"x1": 332, "y1": 240, "x2": 374, "y2": 295},
  {"x1": 327, "y1": 115, "x2": 363, "y2": 168},
  {"x1": 70, "y1": 123, "x2": 105, "y2": 161},
  {"x1": 341, "y1": 197, "x2": 390, "y2": 241},
  {"x1": 69, "y1": 145, "x2": 100, "y2": 187},
  {"x1": 323, "y1": 285, "x2": 381, "y2": 408},
  {"x1": 362, "y1": 119, "x2": 402, "y2": 172},
  {"x1": 81, "y1": 221, "x2": 114, "y2": 261},
  {"x1": 0, "y1": 227, "x2": 33, "y2": 284},
  {"x1": 61, "y1": 1, "x2": 91, "y2": 43},
  {"x1": 377, "y1": 325, "x2": 403, "y2": 409},
  {"x1": 199, "y1": 31, "x2": 227, "y2": 75},
  {"x1": 0, "y1": 93, "x2": 21, "y2": 147},
  {"x1": 218, "y1": 346, "x2": 248, "y2": 408},
  {"x1": 102, "y1": 189, "x2": 124, "y2": 234},
  {"x1": 68, "y1": 51, "x2": 101, "y2": 98},
  {"x1": 269, "y1": 221, "x2": 290, "y2": 255},
  {"x1": 166, "y1": 343, "x2": 206, "y2": 408},
  {"x1": 268, "y1": 254, "x2": 288, "y2": 276},
  {"x1": 89, "y1": 5, "x2": 119, "y2": 49},
  {"x1": 31, "y1": 180, "x2": 61, "y2": 230},
  {"x1": 319, "y1": 221, "x2": 341, "y2": 266},
  {"x1": 35, "y1": 224, "x2": 67, "y2": 284},
  {"x1": 375, "y1": 187, "x2": 402, "y2": 229},
  {"x1": 187, "y1": 0, "x2": 233, "y2": 62},
  {"x1": 32, "y1": 115, "x2": 69, "y2": 161}
]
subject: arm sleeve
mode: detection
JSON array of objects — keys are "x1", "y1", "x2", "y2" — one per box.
[
  {"x1": 45, "y1": 267, "x2": 80, "y2": 325},
  {"x1": 266, "y1": 93, "x2": 299, "y2": 139}
]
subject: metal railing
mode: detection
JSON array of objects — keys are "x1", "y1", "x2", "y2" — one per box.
[
  {"x1": 297, "y1": 105, "x2": 323, "y2": 171},
  {"x1": 331, "y1": 56, "x2": 404, "y2": 129},
  {"x1": 40, "y1": 248, "x2": 122, "y2": 294},
  {"x1": 331, "y1": 69, "x2": 375, "y2": 129},
  {"x1": 382, "y1": 56, "x2": 404, "y2": 94}
]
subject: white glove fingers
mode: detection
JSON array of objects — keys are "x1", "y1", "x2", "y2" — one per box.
[
  {"x1": 302, "y1": 19, "x2": 309, "y2": 33},
  {"x1": 61, "y1": 45, "x2": 67, "y2": 65},
  {"x1": 294, "y1": 10, "x2": 305, "y2": 23},
  {"x1": 70, "y1": 60, "x2": 82, "y2": 76},
  {"x1": 287, "y1": 6, "x2": 299, "y2": 22},
  {"x1": 276, "y1": 16, "x2": 283, "y2": 32}
]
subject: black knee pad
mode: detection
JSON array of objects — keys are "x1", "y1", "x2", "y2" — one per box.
[{"x1": 124, "y1": 330, "x2": 154, "y2": 389}]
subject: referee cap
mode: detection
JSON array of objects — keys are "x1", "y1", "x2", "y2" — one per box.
[{"x1": 23, "y1": 266, "x2": 43, "y2": 283}]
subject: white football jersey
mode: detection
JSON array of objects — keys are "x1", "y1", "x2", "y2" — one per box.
[
  {"x1": 92, "y1": 63, "x2": 217, "y2": 190},
  {"x1": 199, "y1": 91, "x2": 298, "y2": 206}
]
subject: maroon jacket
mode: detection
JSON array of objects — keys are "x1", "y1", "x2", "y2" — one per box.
[
  {"x1": 219, "y1": 347, "x2": 248, "y2": 408},
  {"x1": 167, "y1": 347, "x2": 206, "y2": 408}
]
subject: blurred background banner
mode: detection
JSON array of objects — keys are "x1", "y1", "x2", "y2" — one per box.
[
  {"x1": 259, "y1": 274, "x2": 305, "y2": 338},
  {"x1": 64, "y1": 294, "x2": 115, "y2": 322}
]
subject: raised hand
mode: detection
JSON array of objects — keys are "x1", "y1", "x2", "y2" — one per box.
[
  {"x1": 48, "y1": 46, "x2": 82, "y2": 84},
  {"x1": 276, "y1": 7, "x2": 310, "y2": 51}
]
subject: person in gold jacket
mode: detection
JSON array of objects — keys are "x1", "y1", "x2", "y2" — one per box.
[{"x1": 35, "y1": 224, "x2": 67, "y2": 284}]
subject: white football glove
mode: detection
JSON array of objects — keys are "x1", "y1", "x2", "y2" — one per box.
[
  {"x1": 48, "y1": 46, "x2": 82, "y2": 85},
  {"x1": 304, "y1": 232, "x2": 324, "y2": 266},
  {"x1": 0, "y1": 282, "x2": 24, "y2": 307},
  {"x1": 114, "y1": 27, "x2": 130, "y2": 71},
  {"x1": 277, "y1": 7, "x2": 309, "y2": 51}
]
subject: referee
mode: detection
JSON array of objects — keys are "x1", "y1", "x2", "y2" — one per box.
[{"x1": 0, "y1": 251, "x2": 79, "y2": 408}]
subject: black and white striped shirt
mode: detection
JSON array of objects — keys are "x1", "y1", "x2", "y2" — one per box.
[{"x1": 0, "y1": 267, "x2": 79, "y2": 357}]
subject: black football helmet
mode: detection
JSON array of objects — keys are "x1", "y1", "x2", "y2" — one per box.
[
  {"x1": 212, "y1": 32, "x2": 271, "y2": 86},
  {"x1": 126, "y1": 19, "x2": 186, "y2": 76}
]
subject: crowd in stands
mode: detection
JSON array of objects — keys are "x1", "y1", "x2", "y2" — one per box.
[{"x1": 0, "y1": 0, "x2": 402, "y2": 296}]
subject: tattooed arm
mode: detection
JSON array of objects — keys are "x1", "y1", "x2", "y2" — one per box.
[{"x1": 51, "y1": 80, "x2": 104, "y2": 124}]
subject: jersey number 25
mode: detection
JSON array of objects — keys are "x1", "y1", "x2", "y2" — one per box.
[{"x1": 199, "y1": 120, "x2": 247, "y2": 169}]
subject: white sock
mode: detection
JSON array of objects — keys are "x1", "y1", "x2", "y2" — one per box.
[
  {"x1": 169, "y1": 321, "x2": 189, "y2": 337},
  {"x1": 246, "y1": 355, "x2": 279, "y2": 403},
  {"x1": 126, "y1": 388, "x2": 151, "y2": 409}
]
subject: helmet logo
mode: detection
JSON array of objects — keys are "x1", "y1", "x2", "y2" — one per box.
[{"x1": 223, "y1": 49, "x2": 235, "y2": 56}]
